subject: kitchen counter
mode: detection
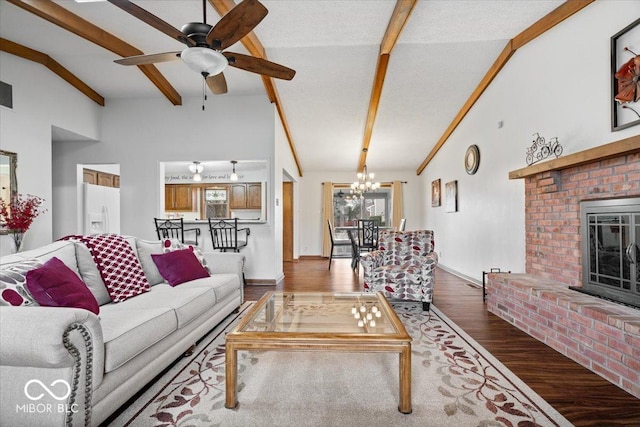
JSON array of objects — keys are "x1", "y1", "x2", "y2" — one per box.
[{"x1": 184, "y1": 219, "x2": 267, "y2": 225}]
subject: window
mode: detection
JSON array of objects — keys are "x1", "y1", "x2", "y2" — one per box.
[{"x1": 332, "y1": 188, "x2": 390, "y2": 227}]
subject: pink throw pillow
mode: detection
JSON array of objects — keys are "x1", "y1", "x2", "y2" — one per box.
[
  {"x1": 26, "y1": 257, "x2": 99, "y2": 315},
  {"x1": 151, "y1": 249, "x2": 210, "y2": 287}
]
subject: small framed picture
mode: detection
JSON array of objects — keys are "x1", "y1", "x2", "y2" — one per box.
[
  {"x1": 611, "y1": 18, "x2": 640, "y2": 131},
  {"x1": 445, "y1": 180, "x2": 457, "y2": 213},
  {"x1": 431, "y1": 179, "x2": 441, "y2": 207}
]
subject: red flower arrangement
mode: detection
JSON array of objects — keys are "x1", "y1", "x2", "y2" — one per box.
[{"x1": 0, "y1": 194, "x2": 47, "y2": 251}]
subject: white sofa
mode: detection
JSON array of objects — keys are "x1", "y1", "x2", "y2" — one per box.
[{"x1": 0, "y1": 237, "x2": 244, "y2": 426}]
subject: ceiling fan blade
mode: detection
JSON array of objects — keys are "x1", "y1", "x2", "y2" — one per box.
[
  {"x1": 224, "y1": 52, "x2": 296, "y2": 80},
  {"x1": 206, "y1": 73, "x2": 228, "y2": 95},
  {"x1": 114, "y1": 51, "x2": 181, "y2": 66},
  {"x1": 206, "y1": 0, "x2": 268, "y2": 49},
  {"x1": 107, "y1": 0, "x2": 195, "y2": 46}
]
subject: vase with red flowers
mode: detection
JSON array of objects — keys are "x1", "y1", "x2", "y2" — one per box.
[{"x1": 0, "y1": 194, "x2": 47, "y2": 252}]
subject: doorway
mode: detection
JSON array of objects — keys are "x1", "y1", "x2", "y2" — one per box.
[{"x1": 283, "y1": 181, "x2": 294, "y2": 262}]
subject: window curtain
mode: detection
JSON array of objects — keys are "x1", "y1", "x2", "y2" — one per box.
[
  {"x1": 391, "y1": 180, "x2": 403, "y2": 230},
  {"x1": 321, "y1": 182, "x2": 334, "y2": 257}
]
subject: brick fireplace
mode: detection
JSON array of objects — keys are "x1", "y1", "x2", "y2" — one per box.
[{"x1": 486, "y1": 136, "x2": 640, "y2": 398}]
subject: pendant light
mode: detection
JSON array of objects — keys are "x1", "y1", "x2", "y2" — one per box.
[
  {"x1": 230, "y1": 160, "x2": 239, "y2": 181},
  {"x1": 189, "y1": 161, "x2": 204, "y2": 182}
]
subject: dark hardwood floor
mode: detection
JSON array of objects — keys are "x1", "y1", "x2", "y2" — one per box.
[{"x1": 245, "y1": 258, "x2": 640, "y2": 426}]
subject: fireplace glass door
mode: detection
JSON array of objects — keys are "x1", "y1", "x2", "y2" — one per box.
[{"x1": 580, "y1": 198, "x2": 640, "y2": 308}]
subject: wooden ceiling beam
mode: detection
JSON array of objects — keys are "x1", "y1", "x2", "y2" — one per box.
[
  {"x1": 209, "y1": 0, "x2": 303, "y2": 177},
  {"x1": 6, "y1": 0, "x2": 182, "y2": 106},
  {"x1": 0, "y1": 38, "x2": 105, "y2": 106},
  {"x1": 358, "y1": 0, "x2": 417, "y2": 172},
  {"x1": 416, "y1": 0, "x2": 595, "y2": 175}
]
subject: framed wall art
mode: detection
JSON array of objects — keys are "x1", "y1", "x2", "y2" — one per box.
[
  {"x1": 431, "y1": 179, "x2": 441, "y2": 207},
  {"x1": 445, "y1": 180, "x2": 457, "y2": 213},
  {"x1": 611, "y1": 17, "x2": 640, "y2": 131}
]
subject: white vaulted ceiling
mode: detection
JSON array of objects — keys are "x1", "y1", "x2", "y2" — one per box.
[{"x1": 0, "y1": 0, "x2": 568, "y2": 174}]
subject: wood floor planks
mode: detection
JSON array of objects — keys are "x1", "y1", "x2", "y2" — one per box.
[{"x1": 245, "y1": 259, "x2": 640, "y2": 426}]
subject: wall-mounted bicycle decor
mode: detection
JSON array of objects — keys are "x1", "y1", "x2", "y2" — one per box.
[{"x1": 525, "y1": 133, "x2": 563, "y2": 166}]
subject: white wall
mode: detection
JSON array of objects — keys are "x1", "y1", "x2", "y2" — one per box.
[
  {"x1": 53, "y1": 95, "x2": 279, "y2": 280},
  {"x1": 297, "y1": 170, "x2": 425, "y2": 256},
  {"x1": 0, "y1": 53, "x2": 101, "y2": 252},
  {"x1": 420, "y1": 1, "x2": 640, "y2": 282},
  {"x1": 274, "y1": 106, "x2": 302, "y2": 279}
]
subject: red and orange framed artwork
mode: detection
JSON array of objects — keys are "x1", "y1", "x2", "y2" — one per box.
[{"x1": 611, "y1": 17, "x2": 640, "y2": 131}]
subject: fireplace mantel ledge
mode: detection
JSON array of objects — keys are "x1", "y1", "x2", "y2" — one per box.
[{"x1": 509, "y1": 134, "x2": 640, "y2": 180}]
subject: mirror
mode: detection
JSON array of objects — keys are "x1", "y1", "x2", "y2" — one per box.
[
  {"x1": 161, "y1": 160, "x2": 268, "y2": 222},
  {"x1": 0, "y1": 150, "x2": 17, "y2": 235}
]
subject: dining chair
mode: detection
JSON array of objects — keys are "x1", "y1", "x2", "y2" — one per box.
[
  {"x1": 208, "y1": 218, "x2": 250, "y2": 252},
  {"x1": 357, "y1": 219, "x2": 379, "y2": 252},
  {"x1": 347, "y1": 229, "x2": 359, "y2": 271},
  {"x1": 154, "y1": 218, "x2": 200, "y2": 246},
  {"x1": 327, "y1": 219, "x2": 350, "y2": 270}
]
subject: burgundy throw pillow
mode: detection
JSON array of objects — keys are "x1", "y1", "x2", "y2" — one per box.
[
  {"x1": 26, "y1": 257, "x2": 100, "y2": 315},
  {"x1": 151, "y1": 249, "x2": 210, "y2": 287}
]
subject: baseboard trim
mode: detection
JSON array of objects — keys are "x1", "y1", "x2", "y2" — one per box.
[
  {"x1": 245, "y1": 279, "x2": 277, "y2": 285},
  {"x1": 299, "y1": 255, "x2": 325, "y2": 261},
  {"x1": 437, "y1": 264, "x2": 482, "y2": 287}
]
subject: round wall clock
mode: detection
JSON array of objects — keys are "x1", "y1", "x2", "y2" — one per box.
[{"x1": 465, "y1": 145, "x2": 480, "y2": 175}]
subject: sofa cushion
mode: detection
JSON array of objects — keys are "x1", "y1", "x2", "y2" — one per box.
[
  {"x1": 179, "y1": 274, "x2": 240, "y2": 302},
  {"x1": 135, "y1": 239, "x2": 165, "y2": 286},
  {"x1": 0, "y1": 258, "x2": 41, "y2": 306},
  {"x1": 81, "y1": 234, "x2": 150, "y2": 302},
  {"x1": 26, "y1": 257, "x2": 100, "y2": 315},
  {"x1": 152, "y1": 249, "x2": 210, "y2": 286},
  {"x1": 1, "y1": 240, "x2": 80, "y2": 276},
  {"x1": 104, "y1": 284, "x2": 217, "y2": 329},
  {"x1": 99, "y1": 305, "x2": 177, "y2": 373},
  {"x1": 74, "y1": 242, "x2": 112, "y2": 306}
]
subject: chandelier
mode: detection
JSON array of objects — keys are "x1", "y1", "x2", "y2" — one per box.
[{"x1": 350, "y1": 164, "x2": 380, "y2": 198}]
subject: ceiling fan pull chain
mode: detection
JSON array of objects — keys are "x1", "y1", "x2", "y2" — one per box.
[{"x1": 202, "y1": 78, "x2": 206, "y2": 111}]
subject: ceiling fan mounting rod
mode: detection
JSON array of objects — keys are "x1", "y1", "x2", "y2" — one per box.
[{"x1": 202, "y1": 0, "x2": 207, "y2": 25}]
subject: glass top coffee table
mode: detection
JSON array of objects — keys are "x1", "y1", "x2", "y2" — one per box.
[{"x1": 225, "y1": 291, "x2": 412, "y2": 413}]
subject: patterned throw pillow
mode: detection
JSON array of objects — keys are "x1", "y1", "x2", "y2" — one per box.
[
  {"x1": 0, "y1": 259, "x2": 42, "y2": 306},
  {"x1": 162, "y1": 239, "x2": 210, "y2": 273},
  {"x1": 81, "y1": 234, "x2": 151, "y2": 303}
]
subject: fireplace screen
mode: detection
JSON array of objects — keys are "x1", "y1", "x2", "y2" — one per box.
[{"x1": 578, "y1": 198, "x2": 640, "y2": 308}]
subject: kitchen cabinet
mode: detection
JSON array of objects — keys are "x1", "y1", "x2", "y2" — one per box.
[
  {"x1": 83, "y1": 168, "x2": 119, "y2": 188},
  {"x1": 229, "y1": 183, "x2": 262, "y2": 209},
  {"x1": 83, "y1": 169, "x2": 97, "y2": 185},
  {"x1": 247, "y1": 183, "x2": 262, "y2": 209},
  {"x1": 97, "y1": 172, "x2": 115, "y2": 187},
  {"x1": 165, "y1": 184, "x2": 194, "y2": 211}
]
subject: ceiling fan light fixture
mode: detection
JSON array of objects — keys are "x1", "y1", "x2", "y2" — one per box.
[{"x1": 181, "y1": 47, "x2": 227, "y2": 76}]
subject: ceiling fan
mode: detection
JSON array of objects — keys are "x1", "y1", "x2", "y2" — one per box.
[{"x1": 109, "y1": 0, "x2": 295, "y2": 95}]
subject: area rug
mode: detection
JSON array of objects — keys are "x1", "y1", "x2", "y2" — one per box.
[{"x1": 109, "y1": 302, "x2": 571, "y2": 427}]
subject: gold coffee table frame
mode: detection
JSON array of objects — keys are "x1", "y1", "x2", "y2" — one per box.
[{"x1": 225, "y1": 291, "x2": 412, "y2": 413}]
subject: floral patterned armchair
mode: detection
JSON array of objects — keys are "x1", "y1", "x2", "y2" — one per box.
[{"x1": 360, "y1": 230, "x2": 438, "y2": 311}]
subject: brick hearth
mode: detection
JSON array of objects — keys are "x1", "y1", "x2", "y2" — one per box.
[
  {"x1": 487, "y1": 273, "x2": 640, "y2": 398},
  {"x1": 487, "y1": 142, "x2": 640, "y2": 399}
]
